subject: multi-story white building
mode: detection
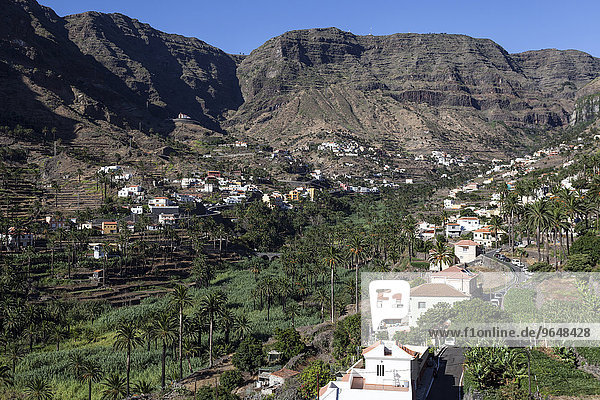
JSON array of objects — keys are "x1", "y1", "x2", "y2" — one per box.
[
  {"x1": 453, "y1": 240, "x2": 480, "y2": 264},
  {"x1": 445, "y1": 223, "x2": 463, "y2": 238},
  {"x1": 148, "y1": 197, "x2": 173, "y2": 207},
  {"x1": 148, "y1": 197, "x2": 179, "y2": 216},
  {"x1": 473, "y1": 226, "x2": 505, "y2": 248},
  {"x1": 118, "y1": 185, "x2": 143, "y2": 198},
  {"x1": 130, "y1": 206, "x2": 144, "y2": 215},
  {"x1": 158, "y1": 213, "x2": 176, "y2": 225},
  {"x1": 319, "y1": 341, "x2": 429, "y2": 400},
  {"x1": 456, "y1": 217, "x2": 481, "y2": 232},
  {"x1": 430, "y1": 265, "x2": 478, "y2": 296}
]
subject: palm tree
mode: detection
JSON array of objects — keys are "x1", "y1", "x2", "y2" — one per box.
[
  {"x1": 489, "y1": 216, "x2": 504, "y2": 249},
  {"x1": 233, "y1": 314, "x2": 253, "y2": 341},
  {"x1": 322, "y1": 246, "x2": 341, "y2": 323},
  {"x1": 152, "y1": 312, "x2": 177, "y2": 389},
  {"x1": 371, "y1": 259, "x2": 391, "y2": 272},
  {"x1": 0, "y1": 364, "x2": 12, "y2": 387},
  {"x1": 402, "y1": 216, "x2": 417, "y2": 264},
  {"x1": 197, "y1": 292, "x2": 226, "y2": 368},
  {"x1": 428, "y1": 241, "x2": 455, "y2": 271},
  {"x1": 24, "y1": 377, "x2": 53, "y2": 400},
  {"x1": 548, "y1": 204, "x2": 570, "y2": 269},
  {"x1": 256, "y1": 277, "x2": 277, "y2": 321},
  {"x1": 284, "y1": 302, "x2": 300, "y2": 327},
  {"x1": 132, "y1": 379, "x2": 154, "y2": 396},
  {"x1": 67, "y1": 352, "x2": 87, "y2": 381},
  {"x1": 526, "y1": 199, "x2": 550, "y2": 261},
  {"x1": 218, "y1": 308, "x2": 235, "y2": 344},
  {"x1": 192, "y1": 254, "x2": 213, "y2": 287},
  {"x1": 501, "y1": 192, "x2": 520, "y2": 253},
  {"x1": 113, "y1": 322, "x2": 143, "y2": 396},
  {"x1": 100, "y1": 372, "x2": 126, "y2": 400},
  {"x1": 558, "y1": 189, "x2": 583, "y2": 253},
  {"x1": 169, "y1": 285, "x2": 192, "y2": 380},
  {"x1": 50, "y1": 322, "x2": 68, "y2": 351},
  {"x1": 6, "y1": 342, "x2": 23, "y2": 375},
  {"x1": 347, "y1": 235, "x2": 367, "y2": 313},
  {"x1": 78, "y1": 361, "x2": 103, "y2": 400},
  {"x1": 313, "y1": 287, "x2": 330, "y2": 321}
]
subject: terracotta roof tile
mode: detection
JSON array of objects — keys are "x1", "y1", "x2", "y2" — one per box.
[{"x1": 410, "y1": 283, "x2": 469, "y2": 298}]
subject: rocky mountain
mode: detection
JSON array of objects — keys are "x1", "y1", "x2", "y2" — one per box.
[
  {"x1": 63, "y1": 11, "x2": 242, "y2": 131},
  {"x1": 1, "y1": 0, "x2": 600, "y2": 165},
  {"x1": 231, "y1": 28, "x2": 600, "y2": 157},
  {"x1": 0, "y1": 0, "x2": 241, "y2": 139}
]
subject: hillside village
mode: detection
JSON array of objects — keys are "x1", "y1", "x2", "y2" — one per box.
[
  {"x1": 1, "y1": 112, "x2": 599, "y2": 400},
  {"x1": 1, "y1": 1, "x2": 600, "y2": 399}
]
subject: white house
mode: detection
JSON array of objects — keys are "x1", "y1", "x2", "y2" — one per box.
[
  {"x1": 258, "y1": 368, "x2": 300, "y2": 395},
  {"x1": 89, "y1": 243, "x2": 105, "y2": 259},
  {"x1": 118, "y1": 185, "x2": 143, "y2": 198},
  {"x1": 148, "y1": 197, "x2": 173, "y2": 207},
  {"x1": 409, "y1": 283, "x2": 470, "y2": 326},
  {"x1": 319, "y1": 341, "x2": 429, "y2": 400},
  {"x1": 130, "y1": 206, "x2": 144, "y2": 215},
  {"x1": 430, "y1": 265, "x2": 478, "y2": 296},
  {"x1": 473, "y1": 226, "x2": 505, "y2": 248},
  {"x1": 421, "y1": 229, "x2": 436, "y2": 241},
  {"x1": 418, "y1": 221, "x2": 434, "y2": 231},
  {"x1": 456, "y1": 217, "x2": 481, "y2": 232},
  {"x1": 225, "y1": 195, "x2": 246, "y2": 204},
  {"x1": 158, "y1": 214, "x2": 176, "y2": 225},
  {"x1": 463, "y1": 182, "x2": 479, "y2": 192},
  {"x1": 453, "y1": 240, "x2": 480, "y2": 264},
  {"x1": 0, "y1": 227, "x2": 34, "y2": 248},
  {"x1": 149, "y1": 197, "x2": 179, "y2": 215},
  {"x1": 181, "y1": 177, "x2": 201, "y2": 189},
  {"x1": 98, "y1": 165, "x2": 121, "y2": 174},
  {"x1": 445, "y1": 223, "x2": 463, "y2": 238}
]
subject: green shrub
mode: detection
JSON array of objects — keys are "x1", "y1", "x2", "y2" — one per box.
[{"x1": 220, "y1": 369, "x2": 244, "y2": 392}]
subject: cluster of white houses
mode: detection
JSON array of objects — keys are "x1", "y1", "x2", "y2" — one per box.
[{"x1": 418, "y1": 215, "x2": 505, "y2": 250}]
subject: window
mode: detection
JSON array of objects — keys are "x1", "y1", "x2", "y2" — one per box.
[
  {"x1": 377, "y1": 364, "x2": 385, "y2": 376},
  {"x1": 418, "y1": 302, "x2": 426, "y2": 309}
]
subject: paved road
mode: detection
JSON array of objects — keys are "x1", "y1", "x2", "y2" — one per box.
[
  {"x1": 483, "y1": 248, "x2": 531, "y2": 307},
  {"x1": 427, "y1": 347, "x2": 465, "y2": 400}
]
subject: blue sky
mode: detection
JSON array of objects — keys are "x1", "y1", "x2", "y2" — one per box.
[{"x1": 42, "y1": 0, "x2": 600, "y2": 57}]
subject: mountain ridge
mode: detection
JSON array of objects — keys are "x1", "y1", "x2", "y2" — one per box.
[{"x1": 1, "y1": 0, "x2": 600, "y2": 167}]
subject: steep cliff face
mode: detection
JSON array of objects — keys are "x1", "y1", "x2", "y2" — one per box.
[
  {"x1": 0, "y1": 0, "x2": 242, "y2": 137},
  {"x1": 572, "y1": 78, "x2": 600, "y2": 124},
  {"x1": 64, "y1": 12, "x2": 243, "y2": 130},
  {"x1": 0, "y1": 0, "x2": 128, "y2": 134},
  {"x1": 231, "y1": 28, "x2": 600, "y2": 156}
]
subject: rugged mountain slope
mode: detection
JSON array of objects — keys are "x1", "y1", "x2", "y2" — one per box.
[
  {"x1": 0, "y1": 0, "x2": 242, "y2": 139},
  {"x1": 64, "y1": 11, "x2": 242, "y2": 131},
  {"x1": 231, "y1": 28, "x2": 600, "y2": 157},
  {"x1": 572, "y1": 77, "x2": 600, "y2": 125},
  {"x1": 1, "y1": 0, "x2": 600, "y2": 166}
]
